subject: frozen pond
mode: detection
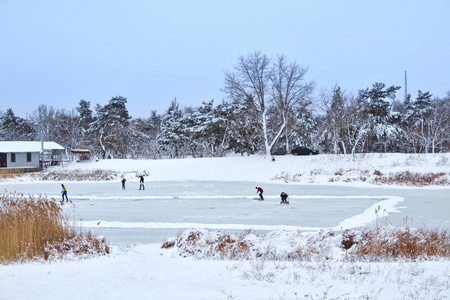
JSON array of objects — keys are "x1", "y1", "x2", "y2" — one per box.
[{"x1": 1, "y1": 181, "x2": 449, "y2": 246}]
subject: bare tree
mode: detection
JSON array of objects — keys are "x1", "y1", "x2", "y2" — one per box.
[
  {"x1": 223, "y1": 51, "x2": 313, "y2": 157},
  {"x1": 270, "y1": 55, "x2": 315, "y2": 152},
  {"x1": 223, "y1": 51, "x2": 277, "y2": 157},
  {"x1": 29, "y1": 104, "x2": 58, "y2": 140}
]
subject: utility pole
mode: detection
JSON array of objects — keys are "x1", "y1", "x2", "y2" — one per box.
[
  {"x1": 404, "y1": 71, "x2": 408, "y2": 99},
  {"x1": 41, "y1": 131, "x2": 44, "y2": 169}
]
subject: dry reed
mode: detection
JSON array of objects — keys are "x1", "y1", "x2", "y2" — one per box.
[
  {"x1": 38, "y1": 169, "x2": 120, "y2": 181},
  {"x1": 373, "y1": 171, "x2": 449, "y2": 186},
  {"x1": 351, "y1": 226, "x2": 450, "y2": 260},
  {"x1": 0, "y1": 191, "x2": 109, "y2": 264},
  {"x1": 165, "y1": 227, "x2": 450, "y2": 262}
]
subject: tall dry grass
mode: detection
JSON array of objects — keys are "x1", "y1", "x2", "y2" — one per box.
[
  {"x1": 351, "y1": 226, "x2": 450, "y2": 260},
  {"x1": 373, "y1": 171, "x2": 449, "y2": 186},
  {"x1": 0, "y1": 191, "x2": 109, "y2": 264},
  {"x1": 164, "y1": 226, "x2": 450, "y2": 262}
]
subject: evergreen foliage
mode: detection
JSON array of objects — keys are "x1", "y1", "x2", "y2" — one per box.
[{"x1": 1, "y1": 55, "x2": 448, "y2": 157}]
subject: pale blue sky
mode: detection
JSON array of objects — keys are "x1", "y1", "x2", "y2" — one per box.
[{"x1": 1, "y1": 0, "x2": 449, "y2": 118}]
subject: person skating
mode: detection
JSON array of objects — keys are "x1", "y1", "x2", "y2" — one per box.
[
  {"x1": 280, "y1": 192, "x2": 289, "y2": 204},
  {"x1": 139, "y1": 175, "x2": 145, "y2": 190},
  {"x1": 121, "y1": 178, "x2": 126, "y2": 190},
  {"x1": 255, "y1": 186, "x2": 264, "y2": 200},
  {"x1": 61, "y1": 184, "x2": 68, "y2": 202}
]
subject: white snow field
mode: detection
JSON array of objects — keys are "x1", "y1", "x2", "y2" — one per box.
[{"x1": 1, "y1": 153, "x2": 449, "y2": 300}]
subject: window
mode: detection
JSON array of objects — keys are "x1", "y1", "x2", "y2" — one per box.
[
  {"x1": 27, "y1": 152, "x2": 32, "y2": 162},
  {"x1": 11, "y1": 153, "x2": 16, "y2": 163}
]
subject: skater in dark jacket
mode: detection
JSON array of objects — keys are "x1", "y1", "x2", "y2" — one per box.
[
  {"x1": 121, "y1": 178, "x2": 126, "y2": 190},
  {"x1": 255, "y1": 187, "x2": 264, "y2": 200},
  {"x1": 139, "y1": 175, "x2": 145, "y2": 190},
  {"x1": 280, "y1": 192, "x2": 289, "y2": 204}
]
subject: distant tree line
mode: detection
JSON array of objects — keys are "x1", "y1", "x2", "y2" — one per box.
[{"x1": 1, "y1": 52, "x2": 449, "y2": 158}]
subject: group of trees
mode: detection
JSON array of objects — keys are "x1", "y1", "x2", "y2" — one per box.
[
  {"x1": 1, "y1": 52, "x2": 449, "y2": 158},
  {"x1": 320, "y1": 84, "x2": 450, "y2": 155}
]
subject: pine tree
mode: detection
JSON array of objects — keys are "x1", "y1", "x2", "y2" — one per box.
[
  {"x1": 92, "y1": 96, "x2": 131, "y2": 158},
  {"x1": 356, "y1": 82, "x2": 401, "y2": 152},
  {"x1": 0, "y1": 108, "x2": 35, "y2": 141},
  {"x1": 157, "y1": 99, "x2": 186, "y2": 158},
  {"x1": 74, "y1": 100, "x2": 96, "y2": 151}
]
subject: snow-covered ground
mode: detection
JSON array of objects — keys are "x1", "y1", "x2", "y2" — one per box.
[{"x1": 1, "y1": 153, "x2": 449, "y2": 299}]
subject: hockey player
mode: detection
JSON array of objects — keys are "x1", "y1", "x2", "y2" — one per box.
[{"x1": 255, "y1": 186, "x2": 264, "y2": 200}]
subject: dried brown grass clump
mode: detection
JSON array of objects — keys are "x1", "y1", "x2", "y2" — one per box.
[
  {"x1": 272, "y1": 172, "x2": 303, "y2": 183},
  {"x1": 44, "y1": 231, "x2": 110, "y2": 260},
  {"x1": 165, "y1": 229, "x2": 252, "y2": 260},
  {"x1": 373, "y1": 171, "x2": 449, "y2": 186},
  {"x1": 35, "y1": 169, "x2": 149, "y2": 181},
  {"x1": 0, "y1": 173, "x2": 18, "y2": 179},
  {"x1": 213, "y1": 234, "x2": 250, "y2": 259},
  {"x1": 350, "y1": 227, "x2": 450, "y2": 260},
  {"x1": 274, "y1": 169, "x2": 449, "y2": 186},
  {"x1": 0, "y1": 191, "x2": 110, "y2": 264},
  {"x1": 287, "y1": 230, "x2": 335, "y2": 261},
  {"x1": 38, "y1": 169, "x2": 120, "y2": 181}
]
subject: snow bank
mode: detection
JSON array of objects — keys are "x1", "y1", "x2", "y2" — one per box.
[{"x1": 22, "y1": 152, "x2": 450, "y2": 186}]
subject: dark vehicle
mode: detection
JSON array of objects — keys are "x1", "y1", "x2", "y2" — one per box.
[
  {"x1": 271, "y1": 147, "x2": 287, "y2": 155},
  {"x1": 291, "y1": 146, "x2": 319, "y2": 156}
]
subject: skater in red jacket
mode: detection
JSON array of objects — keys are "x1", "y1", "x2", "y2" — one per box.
[{"x1": 255, "y1": 187, "x2": 264, "y2": 200}]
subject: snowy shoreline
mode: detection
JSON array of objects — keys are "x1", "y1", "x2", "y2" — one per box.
[
  {"x1": 3, "y1": 153, "x2": 450, "y2": 186},
  {"x1": 1, "y1": 153, "x2": 450, "y2": 300}
]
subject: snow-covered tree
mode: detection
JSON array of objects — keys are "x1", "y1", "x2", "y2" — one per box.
[
  {"x1": 141, "y1": 110, "x2": 162, "y2": 157},
  {"x1": 0, "y1": 108, "x2": 35, "y2": 141},
  {"x1": 75, "y1": 100, "x2": 95, "y2": 148},
  {"x1": 91, "y1": 96, "x2": 131, "y2": 158},
  {"x1": 181, "y1": 100, "x2": 227, "y2": 157},
  {"x1": 127, "y1": 111, "x2": 161, "y2": 158},
  {"x1": 319, "y1": 86, "x2": 351, "y2": 154},
  {"x1": 220, "y1": 97, "x2": 262, "y2": 155},
  {"x1": 404, "y1": 91, "x2": 450, "y2": 153},
  {"x1": 157, "y1": 99, "x2": 186, "y2": 158},
  {"x1": 356, "y1": 82, "x2": 401, "y2": 152},
  {"x1": 56, "y1": 109, "x2": 83, "y2": 152}
]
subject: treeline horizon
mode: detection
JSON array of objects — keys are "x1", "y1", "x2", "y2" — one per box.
[{"x1": 1, "y1": 52, "x2": 449, "y2": 158}]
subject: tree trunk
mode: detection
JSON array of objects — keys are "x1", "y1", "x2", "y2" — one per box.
[{"x1": 262, "y1": 109, "x2": 270, "y2": 157}]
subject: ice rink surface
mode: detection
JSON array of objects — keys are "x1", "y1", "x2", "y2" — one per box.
[{"x1": 2, "y1": 180, "x2": 448, "y2": 246}]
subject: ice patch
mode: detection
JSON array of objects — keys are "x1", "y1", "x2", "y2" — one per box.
[
  {"x1": 334, "y1": 196, "x2": 404, "y2": 230},
  {"x1": 80, "y1": 195, "x2": 404, "y2": 231}
]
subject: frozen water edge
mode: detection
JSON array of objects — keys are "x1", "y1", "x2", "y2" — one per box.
[{"x1": 2, "y1": 180, "x2": 447, "y2": 246}]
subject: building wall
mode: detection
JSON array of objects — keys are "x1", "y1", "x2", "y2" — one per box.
[{"x1": 6, "y1": 152, "x2": 40, "y2": 168}]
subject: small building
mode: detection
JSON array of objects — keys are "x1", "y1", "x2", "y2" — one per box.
[
  {"x1": 70, "y1": 149, "x2": 91, "y2": 161},
  {"x1": 0, "y1": 141, "x2": 65, "y2": 172}
]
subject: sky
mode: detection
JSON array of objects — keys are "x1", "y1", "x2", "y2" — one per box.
[{"x1": 1, "y1": 0, "x2": 449, "y2": 119}]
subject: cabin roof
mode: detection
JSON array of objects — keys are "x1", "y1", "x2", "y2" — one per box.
[{"x1": 0, "y1": 141, "x2": 64, "y2": 153}]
